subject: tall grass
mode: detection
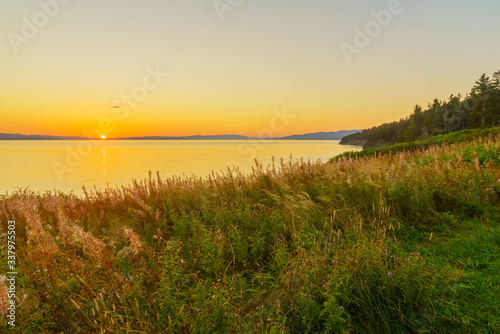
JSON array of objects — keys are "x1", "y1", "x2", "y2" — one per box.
[
  {"x1": 333, "y1": 125, "x2": 500, "y2": 162},
  {"x1": 0, "y1": 131, "x2": 499, "y2": 333}
]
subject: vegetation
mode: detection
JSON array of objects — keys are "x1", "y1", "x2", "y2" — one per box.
[
  {"x1": 341, "y1": 70, "x2": 500, "y2": 148},
  {"x1": 333, "y1": 126, "x2": 500, "y2": 162},
  {"x1": 1, "y1": 128, "x2": 499, "y2": 333}
]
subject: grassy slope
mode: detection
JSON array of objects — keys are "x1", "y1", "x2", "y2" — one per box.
[
  {"x1": 0, "y1": 128, "x2": 499, "y2": 333},
  {"x1": 333, "y1": 126, "x2": 500, "y2": 162}
]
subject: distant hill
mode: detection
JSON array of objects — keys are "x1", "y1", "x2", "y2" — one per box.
[
  {"x1": 0, "y1": 130, "x2": 361, "y2": 141},
  {"x1": 278, "y1": 130, "x2": 361, "y2": 140},
  {"x1": 117, "y1": 134, "x2": 250, "y2": 140},
  {"x1": 0, "y1": 133, "x2": 85, "y2": 140}
]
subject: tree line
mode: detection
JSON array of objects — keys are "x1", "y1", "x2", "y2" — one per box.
[{"x1": 341, "y1": 70, "x2": 500, "y2": 148}]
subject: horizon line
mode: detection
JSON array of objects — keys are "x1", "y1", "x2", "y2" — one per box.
[{"x1": 0, "y1": 129, "x2": 363, "y2": 140}]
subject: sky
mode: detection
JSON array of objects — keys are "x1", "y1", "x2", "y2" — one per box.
[{"x1": 1, "y1": 0, "x2": 499, "y2": 138}]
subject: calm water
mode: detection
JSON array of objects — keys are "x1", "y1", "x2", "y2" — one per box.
[{"x1": 0, "y1": 140, "x2": 361, "y2": 196}]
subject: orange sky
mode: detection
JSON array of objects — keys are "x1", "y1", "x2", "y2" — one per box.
[{"x1": 1, "y1": 1, "x2": 499, "y2": 138}]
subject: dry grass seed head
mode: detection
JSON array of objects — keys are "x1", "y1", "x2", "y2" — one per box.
[{"x1": 124, "y1": 228, "x2": 143, "y2": 252}]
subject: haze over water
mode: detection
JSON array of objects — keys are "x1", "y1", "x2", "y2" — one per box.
[{"x1": 0, "y1": 140, "x2": 361, "y2": 196}]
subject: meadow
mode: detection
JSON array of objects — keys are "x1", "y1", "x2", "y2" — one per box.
[{"x1": 1, "y1": 127, "x2": 499, "y2": 333}]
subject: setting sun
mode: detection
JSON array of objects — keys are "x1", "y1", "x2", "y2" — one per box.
[{"x1": 1, "y1": 1, "x2": 499, "y2": 332}]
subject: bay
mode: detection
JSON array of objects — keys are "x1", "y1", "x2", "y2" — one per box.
[{"x1": 0, "y1": 140, "x2": 361, "y2": 196}]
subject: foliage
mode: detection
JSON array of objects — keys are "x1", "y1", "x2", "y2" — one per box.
[
  {"x1": 333, "y1": 126, "x2": 500, "y2": 162},
  {"x1": 341, "y1": 70, "x2": 500, "y2": 148},
  {"x1": 1, "y1": 134, "x2": 499, "y2": 333}
]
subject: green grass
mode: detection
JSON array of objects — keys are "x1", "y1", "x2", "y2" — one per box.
[
  {"x1": 331, "y1": 126, "x2": 500, "y2": 162},
  {"x1": 424, "y1": 225, "x2": 500, "y2": 332},
  {"x1": 0, "y1": 129, "x2": 499, "y2": 333}
]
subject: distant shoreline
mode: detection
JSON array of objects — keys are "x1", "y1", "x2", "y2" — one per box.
[{"x1": 0, "y1": 130, "x2": 362, "y2": 141}]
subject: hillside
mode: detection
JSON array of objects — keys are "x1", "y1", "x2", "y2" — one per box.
[
  {"x1": 278, "y1": 130, "x2": 362, "y2": 140},
  {"x1": 340, "y1": 70, "x2": 500, "y2": 149},
  {"x1": 0, "y1": 133, "x2": 85, "y2": 140},
  {"x1": 334, "y1": 126, "x2": 500, "y2": 162},
  {"x1": 1, "y1": 128, "x2": 499, "y2": 332}
]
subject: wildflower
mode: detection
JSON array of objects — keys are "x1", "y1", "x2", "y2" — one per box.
[
  {"x1": 310, "y1": 283, "x2": 314, "y2": 286},
  {"x1": 387, "y1": 272, "x2": 392, "y2": 276},
  {"x1": 340, "y1": 306, "x2": 344, "y2": 310}
]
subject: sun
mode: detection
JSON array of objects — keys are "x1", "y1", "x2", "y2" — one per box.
[{"x1": 100, "y1": 135, "x2": 107, "y2": 139}]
